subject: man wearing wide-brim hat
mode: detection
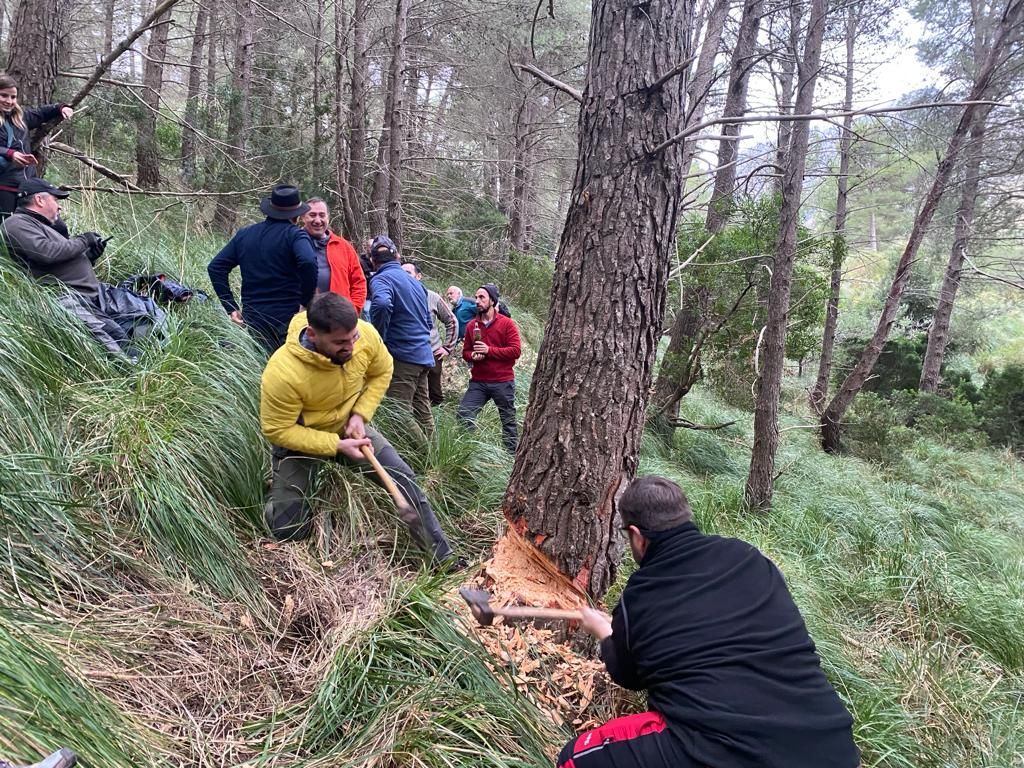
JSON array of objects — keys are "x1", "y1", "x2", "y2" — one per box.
[{"x1": 208, "y1": 184, "x2": 318, "y2": 353}]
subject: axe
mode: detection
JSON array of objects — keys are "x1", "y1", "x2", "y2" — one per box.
[{"x1": 459, "y1": 587, "x2": 583, "y2": 626}]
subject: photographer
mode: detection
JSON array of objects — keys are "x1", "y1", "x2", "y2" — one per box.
[{"x1": 1, "y1": 178, "x2": 133, "y2": 357}]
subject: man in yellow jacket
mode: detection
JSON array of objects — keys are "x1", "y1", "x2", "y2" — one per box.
[{"x1": 260, "y1": 292, "x2": 460, "y2": 564}]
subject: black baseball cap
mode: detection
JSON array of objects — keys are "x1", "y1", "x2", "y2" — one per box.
[{"x1": 17, "y1": 178, "x2": 70, "y2": 200}]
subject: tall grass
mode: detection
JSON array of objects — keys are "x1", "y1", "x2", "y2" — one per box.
[{"x1": 1, "y1": 190, "x2": 1022, "y2": 767}]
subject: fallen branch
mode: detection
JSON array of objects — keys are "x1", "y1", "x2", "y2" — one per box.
[
  {"x1": 513, "y1": 62, "x2": 583, "y2": 103},
  {"x1": 48, "y1": 142, "x2": 141, "y2": 191},
  {"x1": 668, "y1": 418, "x2": 736, "y2": 431}
]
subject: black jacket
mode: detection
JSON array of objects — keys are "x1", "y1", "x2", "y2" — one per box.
[
  {"x1": 0, "y1": 105, "x2": 65, "y2": 190},
  {"x1": 602, "y1": 522, "x2": 859, "y2": 768},
  {"x1": 207, "y1": 218, "x2": 317, "y2": 333}
]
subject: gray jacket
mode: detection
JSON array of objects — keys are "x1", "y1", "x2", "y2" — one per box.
[
  {"x1": 426, "y1": 288, "x2": 457, "y2": 355},
  {"x1": 1, "y1": 209, "x2": 99, "y2": 296}
]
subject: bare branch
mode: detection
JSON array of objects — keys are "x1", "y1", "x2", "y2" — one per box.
[
  {"x1": 651, "y1": 100, "x2": 1005, "y2": 155},
  {"x1": 513, "y1": 63, "x2": 583, "y2": 103},
  {"x1": 66, "y1": 0, "x2": 182, "y2": 109},
  {"x1": 646, "y1": 53, "x2": 701, "y2": 93},
  {"x1": 964, "y1": 253, "x2": 1024, "y2": 290},
  {"x1": 61, "y1": 184, "x2": 269, "y2": 198}
]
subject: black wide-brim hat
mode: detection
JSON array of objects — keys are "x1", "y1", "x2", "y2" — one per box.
[{"x1": 260, "y1": 184, "x2": 310, "y2": 220}]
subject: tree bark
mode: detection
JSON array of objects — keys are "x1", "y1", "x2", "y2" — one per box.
[
  {"x1": 509, "y1": 94, "x2": 534, "y2": 251},
  {"x1": 705, "y1": 0, "x2": 762, "y2": 233},
  {"x1": 345, "y1": 0, "x2": 368, "y2": 244},
  {"x1": 368, "y1": 0, "x2": 409, "y2": 244},
  {"x1": 820, "y1": 0, "x2": 1023, "y2": 452},
  {"x1": 180, "y1": 0, "x2": 207, "y2": 184},
  {"x1": 334, "y1": 0, "x2": 354, "y2": 230},
  {"x1": 135, "y1": 10, "x2": 171, "y2": 188},
  {"x1": 810, "y1": 5, "x2": 858, "y2": 414},
  {"x1": 679, "y1": 0, "x2": 732, "y2": 178},
  {"x1": 311, "y1": 0, "x2": 325, "y2": 189},
  {"x1": 651, "y1": 285, "x2": 705, "y2": 426},
  {"x1": 772, "y1": 2, "x2": 801, "y2": 197},
  {"x1": 7, "y1": 0, "x2": 67, "y2": 108},
  {"x1": 103, "y1": 0, "x2": 115, "y2": 55},
  {"x1": 502, "y1": 0, "x2": 694, "y2": 599},
  {"x1": 919, "y1": 116, "x2": 988, "y2": 393},
  {"x1": 744, "y1": 0, "x2": 828, "y2": 513}
]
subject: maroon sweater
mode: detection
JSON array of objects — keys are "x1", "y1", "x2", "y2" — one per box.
[{"x1": 462, "y1": 313, "x2": 521, "y2": 382}]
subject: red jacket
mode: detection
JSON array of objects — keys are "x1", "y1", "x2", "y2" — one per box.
[
  {"x1": 463, "y1": 312, "x2": 521, "y2": 382},
  {"x1": 324, "y1": 232, "x2": 367, "y2": 312}
]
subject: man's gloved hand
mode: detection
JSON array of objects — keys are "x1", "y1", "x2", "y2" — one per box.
[{"x1": 79, "y1": 232, "x2": 106, "y2": 262}]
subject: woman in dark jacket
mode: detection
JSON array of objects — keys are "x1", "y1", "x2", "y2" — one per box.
[{"x1": 0, "y1": 74, "x2": 74, "y2": 215}]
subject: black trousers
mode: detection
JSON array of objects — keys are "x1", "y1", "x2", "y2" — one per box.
[
  {"x1": 457, "y1": 379, "x2": 517, "y2": 452},
  {"x1": 557, "y1": 712, "x2": 699, "y2": 768}
]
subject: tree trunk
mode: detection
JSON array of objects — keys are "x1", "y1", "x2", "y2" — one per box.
[
  {"x1": 212, "y1": 0, "x2": 255, "y2": 232},
  {"x1": 334, "y1": 0, "x2": 354, "y2": 229},
  {"x1": 180, "y1": 0, "x2": 207, "y2": 184},
  {"x1": 311, "y1": 0, "x2": 325, "y2": 189},
  {"x1": 919, "y1": 116, "x2": 988, "y2": 393},
  {"x1": 651, "y1": 285, "x2": 705, "y2": 426},
  {"x1": 7, "y1": 0, "x2": 66, "y2": 108},
  {"x1": 820, "y1": 0, "x2": 1022, "y2": 453},
  {"x1": 345, "y1": 0, "x2": 367, "y2": 244},
  {"x1": 704, "y1": 0, "x2": 762, "y2": 233},
  {"x1": 868, "y1": 212, "x2": 877, "y2": 251},
  {"x1": 509, "y1": 95, "x2": 534, "y2": 251},
  {"x1": 135, "y1": 10, "x2": 171, "y2": 188},
  {"x1": 810, "y1": 5, "x2": 857, "y2": 414},
  {"x1": 679, "y1": 0, "x2": 732, "y2": 178},
  {"x1": 744, "y1": 0, "x2": 828, "y2": 513},
  {"x1": 772, "y1": 2, "x2": 801, "y2": 197},
  {"x1": 368, "y1": 0, "x2": 409, "y2": 243},
  {"x1": 502, "y1": 0, "x2": 694, "y2": 599},
  {"x1": 103, "y1": 0, "x2": 115, "y2": 54}
]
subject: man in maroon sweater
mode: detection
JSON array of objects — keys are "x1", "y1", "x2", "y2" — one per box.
[{"x1": 458, "y1": 283, "x2": 521, "y2": 452}]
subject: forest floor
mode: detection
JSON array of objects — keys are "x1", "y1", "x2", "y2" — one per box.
[{"x1": 1, "y1": 196, "x2": 1022, "y2": 768}]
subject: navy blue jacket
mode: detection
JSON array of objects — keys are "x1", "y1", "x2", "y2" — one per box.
[
  {"x1": 368, "y1": 260, "x2": 435, "y2": 366},
  {"x1": 0, "y1": 105, "x2": 65, "y2": 190},
  {"x1": 207, "y1": 218, "x2": 317, "y2": 333},
  {"x1": 601, "y1": 522, "x2": 859, "y2": 768}
]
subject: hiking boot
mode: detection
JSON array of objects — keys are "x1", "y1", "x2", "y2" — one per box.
[
  {"x1": 441, "y1": 555, "x2": 471, "y2": 574},
  {"x1": 0, "y1": 748, "x2": 77, "y2": 768}
]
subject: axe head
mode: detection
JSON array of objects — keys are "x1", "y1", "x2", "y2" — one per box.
[{"x1": 458, "y1": 587, "x2": 496, "y2": 626}]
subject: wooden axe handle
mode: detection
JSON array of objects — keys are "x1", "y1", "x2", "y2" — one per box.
[
  {"x1": 493, "y1": 606, "x2": 583, "y2": 622},
  {"x1": 360, "y1": 445, "x2": 410, "y2": 510}
]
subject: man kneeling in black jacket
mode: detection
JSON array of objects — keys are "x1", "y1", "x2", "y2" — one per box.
[{"x1": 567, "y1": 476, "x2": 860, "y2": 768}]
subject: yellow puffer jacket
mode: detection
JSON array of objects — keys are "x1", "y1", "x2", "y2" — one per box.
[{"x1": 260, "y1": 312, "x2": 394, "y2": 456}]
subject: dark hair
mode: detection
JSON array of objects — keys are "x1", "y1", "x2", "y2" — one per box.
[
  {"x1": 404, "y1": 260, "x2": 422, "y2": 276},
  {"x1": 307, "y1": 293, "x2": 357, "y2": 333},
  {"x1": 619, "y1": 476, "x2": 693, "y2": 532}
]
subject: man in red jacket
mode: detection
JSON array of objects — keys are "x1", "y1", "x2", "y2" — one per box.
[
  {"x1": 302, "y1": 197, "x2": 367, "y2": 313},
  {"x1": 458, "y1": 283, "x2": 521, "y2": 452}
]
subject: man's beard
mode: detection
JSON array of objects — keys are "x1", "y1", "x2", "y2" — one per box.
[{"x1": 328, "y1": 350, "x2": 352, "y2": 366}]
